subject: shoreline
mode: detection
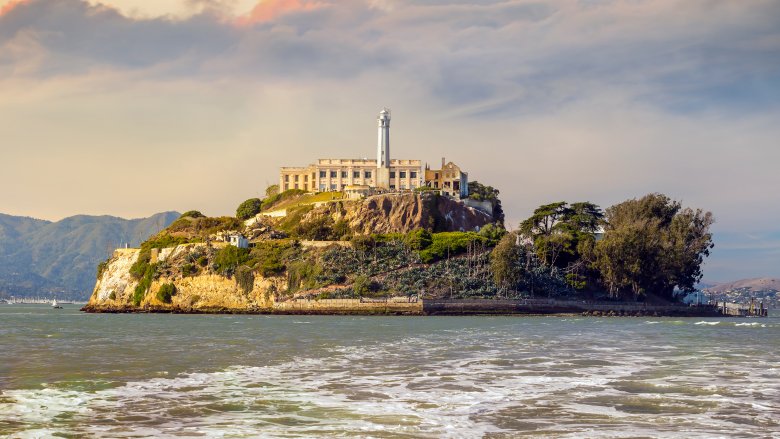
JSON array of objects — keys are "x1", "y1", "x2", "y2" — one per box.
[{"x1": 80, "y1": 298, "x2": 741, "y2": 317}]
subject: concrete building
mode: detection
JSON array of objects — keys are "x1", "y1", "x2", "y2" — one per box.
[
  {"x1": 424, "y1": 158, "x2": 469, "y2": 199},
  {"x1": 229, "y1": 234, "x2": 249, "y2": 249},
  {"x1": 278, "y1": 108, "x2": 468, "y2": 199}
]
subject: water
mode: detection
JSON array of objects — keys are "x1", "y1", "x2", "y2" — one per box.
[{"x1": 1, "y1": 304, "x2": 778, "y2": 438}]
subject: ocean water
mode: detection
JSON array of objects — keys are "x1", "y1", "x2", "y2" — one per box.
[{"x1": 0, "y1": 305, "x2": 778, "y2": 438}]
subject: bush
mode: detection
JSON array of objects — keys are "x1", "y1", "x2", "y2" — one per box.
[
  {"x1": 180, "y1": 210, "x2": 204, "y2": 219},
  {"x1": 156, "y1": 283, "x2": 177, "y2": 304},
  {"x1": 96, "y1": 259, "x2": 109, "y2": 280},
  {"x1": 235, "y1": 266, "x2": 255, "y2": 294},
  {"x1": 181, "y1": 263, "x2": 197, "y2": 277},
  {"x1": 133, "y1": 263, "x2": 157, "y2": 306},
  {"x1": 251, "y1": 240, "x2": 298, "y2": 277},
  {"x1": 405, "y1": 229, "x2": 433, "y2": 250},
  {"x1": 261, "y1": 189, "x2": 306, "y2": 211},
  {"x1": 236, "y1": 198, "x2": 262, "y2": 220},
  {"x1": 478, "y1": 223, "x2": 507, "y2": 246},
  {"x1": 196, "y1": 255, "x2": 208, "y2": 267},
  {"x1": 419, "y1": 232, "x2": 486, "y2": 263},
  {"x1": 213, "y1": 245, "x2": 251, "y2": 277}
]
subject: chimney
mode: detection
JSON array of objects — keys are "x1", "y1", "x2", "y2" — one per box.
[{"x1": 441, "y1": 157, "x2": 445, "y2": 169}]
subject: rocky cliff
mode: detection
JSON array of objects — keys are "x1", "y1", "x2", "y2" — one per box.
[
  {"x1": 289, "y1": 192, "x2": 493, "y2": 236},
  {"x1": 84, "y1": 192, "x2": 502, "y2": 313},
  {"x1": 87, "y1": 243, "x2": 284, "y2": 312}
]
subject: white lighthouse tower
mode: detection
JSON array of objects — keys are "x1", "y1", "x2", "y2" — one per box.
[{"x1": 376, "y1": 108, "x2": 391, "y2": 189}]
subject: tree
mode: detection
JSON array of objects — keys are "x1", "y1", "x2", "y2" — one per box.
[
  {"x1": 592, "y1": 193, "x2": 713, "y2": 300},
  {"x1": 467, "y1": 181, "x2": 505, "y2": 226},
  {"x1": 265, "y1": 184, "x2": 279, "y2": 198},
  {"x1": 490, "y1": 232, "x2": 522, "y2": 295},
  {"x1": 236, "y1": 198, "x2": 262, "y2": 220},
  {"x1": 519, "y1": 201, "x2": 603, "y2": 269}
]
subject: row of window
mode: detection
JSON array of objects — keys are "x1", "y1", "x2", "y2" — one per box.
[
  {"x1": 285, "y1": 170, "x2": 421, "y2": 183},
  {"x1": 319, "y1": 182, "x2": 418, "y2": 191}
]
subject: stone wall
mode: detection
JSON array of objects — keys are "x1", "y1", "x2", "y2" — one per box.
[{"x1": 273, "y1": 298, "x2": 422, "y2": 315}]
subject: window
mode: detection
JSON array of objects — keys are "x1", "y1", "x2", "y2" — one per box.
[
  {"x1": 294, "y1": 175, "x2": 299, "y2": 181},
  {"x1": 399, "y1": 171, "x2": 406, "y2": 178},
  {"x1": 400, "y1": 183, "x2": 406, "y2": 189},
  {"x1": 330, "y1": 171, "x2": 337, "y2": 178},
  {"x1": 330, "y1": 184, "x2": 337, "y2": 191},
  {"x1": 353, "y1": 171, "x2": 360, "y2": 178},
  {"x1": 434, "y1": 172, "x2": 439, "y2": 179},
  {"x1": 341, "y1": 171, "x2": 347, "y2": 178},
  {"x1": 320, "y1": 171, "x2": 326, "y2": 178},
  {"x1": 390, "y1": 184, "x2": 396, "y2": 190},
  {"x1": 410, "y1": 171, "x2": 417, "y2": 178},
  {"x1": 364, "y1": 171, "x2": 372, "y2": 178},
  {"x1": 294, "y1": 183, "x2": 298, "y2": 189},
  {"x1": 304, "y1": 175, "x2": 308, "y2": 182},
  {"x1": 284, "y1": 175, "x2": 289, "y2": 182},
  {"x1": 319, "y1": 184, "x2": 326, "y2": 191},
  {"x1": 390, "y1": 171, "x2": 396, "y2": 178},
  {"x1": 312, "y1": 173, "x2": 316, "y2": 181}
]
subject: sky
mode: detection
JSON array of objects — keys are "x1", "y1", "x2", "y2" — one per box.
[{"x1": 1, "y1": 0, "x2": 779, "y2": 282}]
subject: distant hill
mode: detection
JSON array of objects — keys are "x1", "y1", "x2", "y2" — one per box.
[
  {"x1": 704, "y1": 277, "x2": 780, "y2": 293},
  {"x1": 0, "y1": 212, "x2": 179, "y2": 299}
]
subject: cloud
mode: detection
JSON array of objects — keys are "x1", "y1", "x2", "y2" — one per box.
[
  {"x1": 235, "y1": 0, "x2": 325, "y2": 26},
  {"x1": 1, "y1": 0, "x2": 779, "y2": 279}
]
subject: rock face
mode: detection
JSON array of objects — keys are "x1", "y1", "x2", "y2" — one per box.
[
  {"x1": 86, "y1": 244, "x2": 284, "y2": 312},
  {"x1": 340, "y1": 192, "x2": 493, "y2": 235}
]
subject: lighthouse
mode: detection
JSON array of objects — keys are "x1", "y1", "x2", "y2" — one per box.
[{"x1": 376, "y1": 108, "x2": 391, "y2": 189}]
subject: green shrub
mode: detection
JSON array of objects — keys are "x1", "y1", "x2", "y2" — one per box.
[
  {"x1": 405, "y1": 229, "x2": 433, "y2": 250},
  {"x1": 235, "y1": 266, "x2": 255, "y2": 294},
  {"x1": 236, "y1": 198, "x2": 262, "y2": 220},
  {"x1": 419, "y1": 232, "x2": 486, "y2": 263},
  {"x1": 261, "y1": 189, "x2": 306, "y2": 211},
  {"x1": 156, "y1": 283, "x2": 177, "y2": 304},
  {"x1": 196, "y1": 255, "x2": 209, "y2": 267},
  {"x1": 286, "y1": 259, "x2": 324, "y2": 292},
  {"x1": 96, "y1": 259, "x2": 110, "y2": 280},
  {"x1": 478, "y1": 223, "x2": 507, "y2": 246},
  {"x1": 251, "y1": 240, "x2": 298, "y2": 277},
  {"x1": 181, "y1": 263, "x2": 197, "y2": 277},
  {"x1": 277, "y1": 204, "x2": 314, "y2": 235},
  {"x1": 108, "y1": 291, "x2": 116, "y2": 301},
  {"x1": 213, "y1": 246, "x2": 251, "y2": 277},
  {"x1": 180, "y1": 210, "x2": 204, "y2": 219},
  {"x1": 133, "y1": 263, "x2": 158, "y2": 306}
]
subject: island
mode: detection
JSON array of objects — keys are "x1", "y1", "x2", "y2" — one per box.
[{"x1": 83, "y1": 109, "x2": 762, "y2": 317}]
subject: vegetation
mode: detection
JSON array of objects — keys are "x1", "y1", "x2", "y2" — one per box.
[
  {"x1": 236, "y1": 198, "x2": 262, "y2": 220},
  {"x1": 591, "y1": 193, "x2": 713, "y2": 300},
  {"x1": 156, "y1": 283, "x2": 176, "y2": 304},
  {"x1": 468, "y1": 181, "x2": 505, "y2": 226},
  {"x1": 490, "y1": 232, "x2": 522, "y2": 293},
  {"x1": 96, "y1": 259, "x2": 109, "y2": 280},
  {"x1": 133, "y1": 263, "x2": 157, "y2": 306},
  {"x1": 235, "y1": 266, "x2": 255, "y2": 294},
  {"x1": 265, "y1": 184, "x2": 279, "y2": 198},
  {"x1": 520, "y1": 201, "x2": 603, "y2": 269},
  {"x1": 213, "y1": 245, "x2": 251, "y2": 277},
  {"x1": 180, "y1": 210, "x2": 204, "y2": 219},
  {"x1": 261, "y1": 189, "x2": 307, "y2": 211},
  {"x1": 419, "y1": 232, "x2": 487, "y2": 263}
]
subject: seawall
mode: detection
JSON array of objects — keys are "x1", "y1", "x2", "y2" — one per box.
[{"x1": 83, "y1": 297, "x2": 731, "y2": 317}]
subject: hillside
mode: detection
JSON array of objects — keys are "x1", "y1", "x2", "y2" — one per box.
[
  {"x1": 0, "y1": 212, "x2": 179, "y2": 299},
  {"x1": 85, "y1": 193, "x2": 514, "y2": 312},
  {"x1": 704, "y1": 277, "x2": 780, "y2": 293}
]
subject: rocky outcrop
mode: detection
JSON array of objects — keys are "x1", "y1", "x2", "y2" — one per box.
[
  {"x1": 340, "y1": 192, "x2": 493, "y2": 235},
  {"x1": 86, "y1": 244, "x2": 284, "y2": 312}
]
